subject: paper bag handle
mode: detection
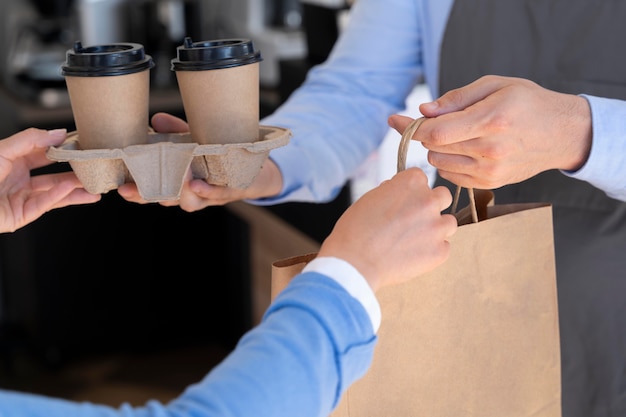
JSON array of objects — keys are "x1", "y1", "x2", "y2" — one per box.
[{"x1": 397, "y1": 116, "x2": 478, "y2": 223}]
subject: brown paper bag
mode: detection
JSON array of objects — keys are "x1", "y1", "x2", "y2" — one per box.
[{"x1": 270, "y1": 118, "x2": 561, "y2": 416}]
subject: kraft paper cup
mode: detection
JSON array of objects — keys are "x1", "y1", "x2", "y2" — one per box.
[
  {"x1": 171, "y1": 37, "x2": 262, "y2": 145},
  {"x1": 62, "y1": 41, "x2": 154, "y2": 150}
]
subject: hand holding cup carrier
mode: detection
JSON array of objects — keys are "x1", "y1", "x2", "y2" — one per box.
[{"x1": 46, "y1": 38, "x2": 290, "y2": 201}]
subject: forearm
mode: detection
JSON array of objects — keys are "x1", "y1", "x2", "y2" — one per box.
[
  {"x1": 170, "y1": 272, "x2": 376, "y2": 417},
  {"x1": 256, "y1": 0, "x2": 423, "y2": 204}
]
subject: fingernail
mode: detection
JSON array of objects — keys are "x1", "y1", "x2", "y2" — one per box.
[
  {"x1": 421, "y1": 101, "x2": 439, "y2": 111},
  {"x1": 47, "y1": 128, "x2": 67, "y2": 138}
]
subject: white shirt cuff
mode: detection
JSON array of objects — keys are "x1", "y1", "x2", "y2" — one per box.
[{"x1": 303, "y1": 256, "x2": 381, "y2": 333}]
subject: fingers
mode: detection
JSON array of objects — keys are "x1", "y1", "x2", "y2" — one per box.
[
  {"x1": 29, "y1": 172, "x2": 100, "y2": 205},
  {"x1": 387, "y1": 114, "x2": 417, "y2": 138},
  {"x1": 419, "y1": 75, "x2": 507, "y2": 117},
  {"x1": 431, "y1": 184, "x2": 454, "y2": 212},
  {"x1": 117, "y1": 178, "x2": 241, "y2": 210},
  {"x1": 319, "y1": 167, "x2": 457, "y2": 292},
  {"x1": 151, "y1": 112, "x2": 190, "y2": 133},
  {"x1": 390, "y1": 76, "x2": 520, "y2": 149},
  {"x1": 0, "y1": 128, "x2": 67, "y2": 162},
  {"x1": 389, "y1": 111, "x2": 481, "y2": 149},
  {"x1": 29, "y1": 170, "x2": 81, "y2": 191},
  {"x1": 44, "y1": 187, "x2": 101, "y2": 212},
  {"x1": 117, "y1": 183, "x2": 150, "y2": 204},
  {"x1": 117, "y1": 169, "x2": 216, "y2": 209},
  {"x1": 388, "y1": 113, "x2": 504, "y2": 187},
  {"x1": 16, "y1": 173, "x2": 100, "y2": 232},
  {"x1": 169, "y1": 179, "x2": 226, "y2": 211},
  {"x1": 118, "y1": 155, "x2": 282, "y2": 211}
]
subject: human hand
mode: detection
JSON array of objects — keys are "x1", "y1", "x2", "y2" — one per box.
[
  {"x1": 388, "y1": 75, "x2": 592, "y2": 189},
  {"x1": 318, "y1": 167, "x2": 457, "y2": 292},
  {"x1": 117, "y1": 112, "x2": 283, "y2": 212},
  {"x1": 0, "y1": 128, "x2": 101, "y2": 233}
]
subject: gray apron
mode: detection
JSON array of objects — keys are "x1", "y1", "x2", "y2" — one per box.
[{"x1": 438, "y1": 1, "x2": 626, "y2": 416}]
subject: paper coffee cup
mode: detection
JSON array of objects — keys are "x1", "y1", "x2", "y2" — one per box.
[
  {"x1": 171, "y1": 37, "x2": 262, "y2": 145},
  {"x1": 62, "y1": 41, "x2": 155, "y2": 150}
]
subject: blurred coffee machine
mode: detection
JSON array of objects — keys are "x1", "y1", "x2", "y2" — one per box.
[
  {"x1": 0, "y1": 0, "x2": 73, "y2": 106},
  {"x1": 0, "y1": 0, "x2": 209, "y2": 109},
  {"x1": 76, "y1": 0, "x2": 210, "y2": 88},
  {"x1": 208, "y1": 0, "x2": 308, "y2": 88}
]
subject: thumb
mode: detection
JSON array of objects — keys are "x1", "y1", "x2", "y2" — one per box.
[
  {"x1": 388, "y1": 114, "x2": 416, "y2": 134},
  {"x1": 419, "y1": 75, "x2": 504, "y2": 117}
]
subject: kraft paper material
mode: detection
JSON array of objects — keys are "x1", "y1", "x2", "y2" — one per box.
[{"x1": 271, "y1": 193, "x2": 561, "y2": 416}]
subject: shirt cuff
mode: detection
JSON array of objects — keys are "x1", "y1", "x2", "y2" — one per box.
[
  {"x1": 303, "y1": 256, "x2": 382, "y2": 333},
  {"x1": 563, "y1": 94, "x2": 626, "y2": 201}
]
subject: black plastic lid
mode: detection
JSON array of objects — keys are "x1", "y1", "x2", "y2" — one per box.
[
  {"x1": 171, "y1": 37, "x2": 262, "y2": 71},
  {"x1": 61, "y1": 41, "x2": 155, "y2": 77}
]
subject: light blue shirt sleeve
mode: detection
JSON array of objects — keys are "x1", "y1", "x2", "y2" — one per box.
[
  {"x1": 0, "y1": 272, "x2": 377, "y2": 417},
  {"x1": 562, "y1": 95, "x2": 626, "y2": 201},
  {"x1": 254, "y1": 0, "x2": 454, "y2": 205},
  {"x1": 256, "y1": 0, "x2": 427, "y2": 204}
]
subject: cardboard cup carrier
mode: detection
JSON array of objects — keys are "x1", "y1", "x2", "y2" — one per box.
[{"x1": 47, "y1": 39, "x2": 289, "y2": 201}]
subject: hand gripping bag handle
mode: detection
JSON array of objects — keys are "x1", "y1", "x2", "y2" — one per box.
[{"x1": 397, "y1": 116, "x2": 478, "y2": 223}]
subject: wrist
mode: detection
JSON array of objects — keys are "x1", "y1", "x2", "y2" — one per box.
[
  {"x1": 250, "y1": 159, "x2": 283, "y2": 199},
  {"x1": 560, "y1": 95, "x2": 592, "y2": 172},
  {"x1": 303, "y1": 256, "x2": 381, "y2": 332}
]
